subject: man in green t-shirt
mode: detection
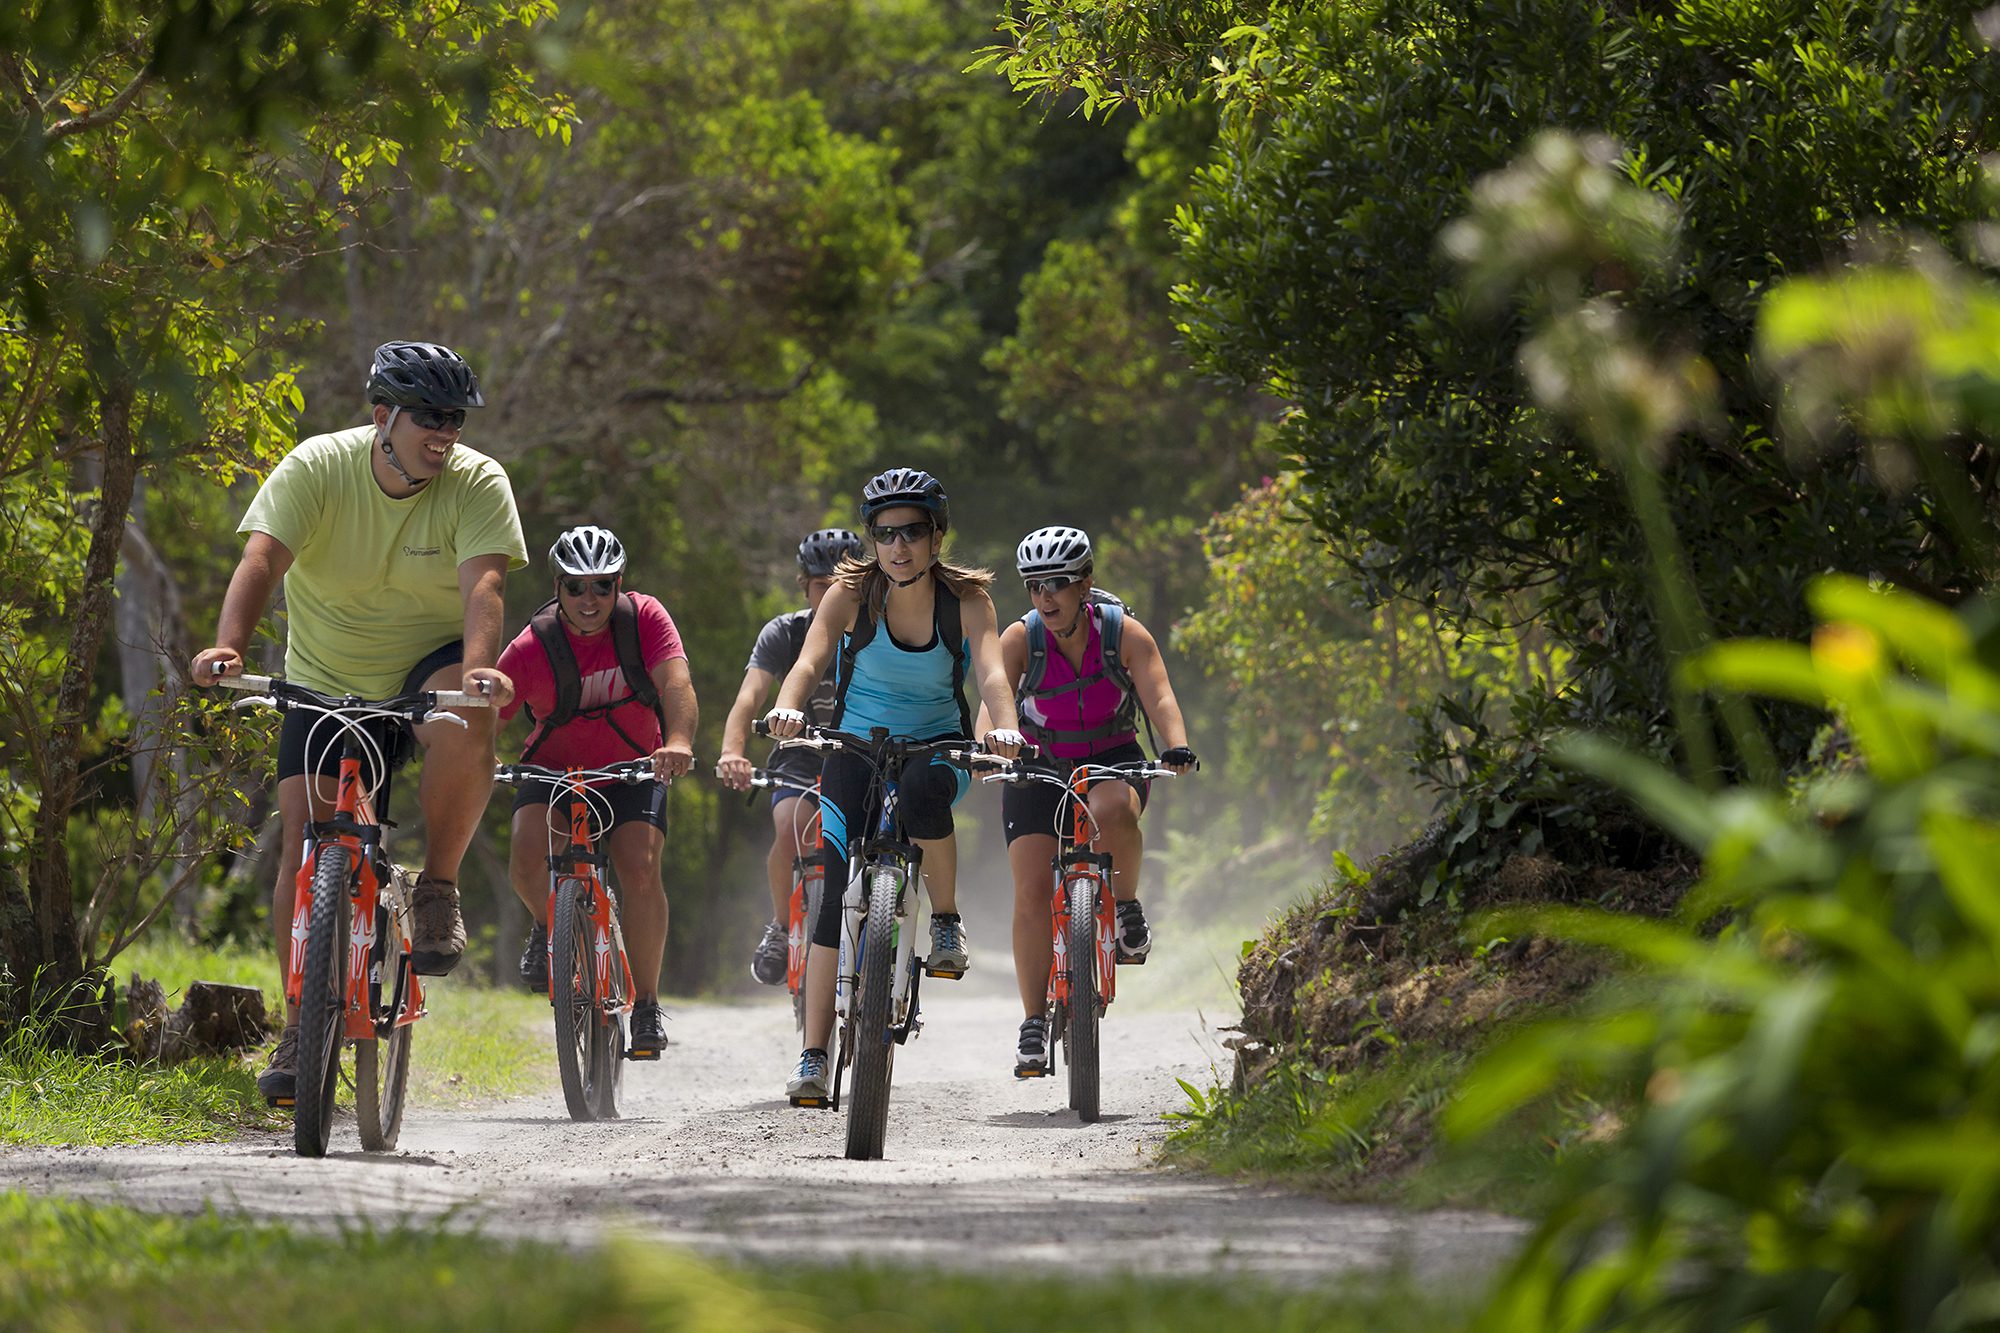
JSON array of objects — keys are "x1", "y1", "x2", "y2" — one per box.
[{"x1": 191, "y1": 340, "x2": 528, "y2": 1105}]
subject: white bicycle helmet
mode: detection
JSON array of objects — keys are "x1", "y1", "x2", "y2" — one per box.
[
  {"x1": 548, "y1": 525, "x2": 626, "y2": 577},
  {"x1": 1015, "y1": 526, "x2": 1093, "y2": 579}
]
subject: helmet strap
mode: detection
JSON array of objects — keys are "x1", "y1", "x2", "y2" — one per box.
[
  {"x1": 1053, "y1": 603, "x2": 1087, "y2": 641},
  {"x1": 376, "y1": 407, "x2": 430, "y2": 492}
]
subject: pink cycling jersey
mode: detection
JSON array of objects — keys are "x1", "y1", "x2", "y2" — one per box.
[
  {"x1": 498, "y1": 591, "x2": 686, "y2": 768},
  {"x1": 1019, "y1": 606, "x2": 1138, "y2": 759}
]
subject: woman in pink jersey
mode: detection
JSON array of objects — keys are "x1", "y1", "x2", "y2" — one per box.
[
  {"x1": 988, "y1": 526, "x2": 1197, "y2": 1078},
  {"x1": 497, "y1": 524, "x2": 697, "y2": 1059}
]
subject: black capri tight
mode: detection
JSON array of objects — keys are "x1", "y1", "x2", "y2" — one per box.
[{"x1": 811, "y1": 744, "x2": 967, "y2": 947}]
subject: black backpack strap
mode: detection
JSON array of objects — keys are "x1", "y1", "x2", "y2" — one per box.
[
  {"x1": 608, "y1": 593, "x2": 666, "y2": 736},
  {"x1": 1096, "y1": 602, "x2": 1156, "y2": 753},
  {"x1": 938, "y1": 585, "x2": 971, "y2": 736},
  {"x1": 522, "y1": 599, "x2": 575, "y2": 764},
  {"x1": 828, "y1": 583, "x2": 878, "y2": 731}
]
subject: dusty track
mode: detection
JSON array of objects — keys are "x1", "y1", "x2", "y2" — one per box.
[{"x1": 0, "y1": 978, "x2": 1525, "y2": 1283}]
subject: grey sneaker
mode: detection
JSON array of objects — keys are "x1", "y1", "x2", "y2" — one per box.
[
  {"x1": 628, "y1": 998, "x2": 666, "y2": 1060},
  {"x1": 519, "y1": 920, "x2": 548, "y2": 992},
  {"x1": 925, "y1": 912, "x2": 969, "y2": 977},
  {"x1": 258, "y1": 1024, "x2": 299, "y2": 1106},
  {"x1": 751, "y1": 919, "x2": 788, "y2": 986},
  {"x1": 1014, "y1": 1015, "x2": 1049, "y2": 1079},
  {"x1": 1116, "y1": 899, "x2": 1152, "y2": 963},
  {"x1": 409, "y1": 875, "x2": 466, "y2": 976},
  {"x1": 787, "y1": 1047, "x2": 830, "y2": 1105}
]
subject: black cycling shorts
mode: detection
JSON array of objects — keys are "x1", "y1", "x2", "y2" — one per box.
[
  {"x1": 511, "y1": 776, "x2": 669, "y2": 835},
  {"x1": 1001, "y1": 739, "x2": 1152, "y2": 845},
  {"x1": 275, "y1": 641, "x2": 464, "y2": 814}
]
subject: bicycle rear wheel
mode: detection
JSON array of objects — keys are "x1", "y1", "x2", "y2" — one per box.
[
  {"x1": 1066, "y1": 874, "x2": 1102, "y2": 1123},
  {"x1": 295, "y1": 846, "x2": 352, "y2": 1158},
  {"x1": 356, "y1": 900, "x2": 414, "y2": 1150},
  {"x1": 551, "y1": 876, "x2": 603, "y2": 1121},
  {"x1": 844, "y1": 864, "x2": 901, "y2": 1160}
]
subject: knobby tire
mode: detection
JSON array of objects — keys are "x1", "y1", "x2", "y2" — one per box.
[
  {"x1": 1066, "y1": 875, "x2": 1102, "y2": 1123},
  {"x1": 552, "y1": 877, "x2": 603, "y2": 1121},
  {"x1": 590, "y1": 901, "x2": 629, "y2": 1120},
  {"x1": 844, "y1": 865, "x2": 900, "y2": 1160},
  {"x1": 356, "y1": 899, "x2": 413, "y2": 1151},
  {"x1": 295, "y1": 845, "x2": 352, "y2": 1158}
]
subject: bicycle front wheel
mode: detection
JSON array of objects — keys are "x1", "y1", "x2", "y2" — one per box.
[
  {"x1": 295, "y1": 846, "x2": 353, "y2": 1158},
  {"x1": 551, "y1": 877, "x2": 604, "y2": 1121},
  {"x1": 1066, "y1": 875, "x2": 1102, "y2": 1123},
  {"x1": 357, "y1": 901, "x2": 414, "y2": 1150},
  {"x1": 844, "y1": 863, "x2": 902, "y2": 1161},
  {"x1": 588, "y1": 900, "x2": 629, "y2": 1121}
]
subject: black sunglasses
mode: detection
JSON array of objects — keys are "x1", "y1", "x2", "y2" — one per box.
[
  {"x1": 560, "y1": 576, "x2": 617, "y2": 598},
  {"x1": 869, "y1": 520, "x2": 935, "y2": 547},
  {"x1": 1024, "y1": 575, "x2": 1080, "y2": 595},
  {"x1": 406, "y1": 407, "x2": 467, "y2": 431}
]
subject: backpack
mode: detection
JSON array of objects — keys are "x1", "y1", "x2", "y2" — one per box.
[
  {"x1": 1018, "y1": 591, "x2": 1153, "y2": 750},
  {"x1": 830, "y1": 579, "x2": 973, "y2": 737},
  {"x1": 521, "y1": 593, "x2": 665, "y2": 762}
]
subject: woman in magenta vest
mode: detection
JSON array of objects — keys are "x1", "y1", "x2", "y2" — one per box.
[{"x1": 987, "y1": 526, "x2": 1197, "y2": 1078}]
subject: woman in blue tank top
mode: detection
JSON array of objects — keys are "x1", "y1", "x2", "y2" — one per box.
[{"x1": 763, "y1": 468, "x2": 1025, "y2": 1102}]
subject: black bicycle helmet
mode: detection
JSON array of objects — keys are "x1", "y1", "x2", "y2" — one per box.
[
  {"x1": 548, "y1": 525, "x2": 626, "y2": 577},
  {"x1": 859, "y1": 467, "x2": 949, "y2": 531},
  {"x1": 1016, "y1": 526, "x2": 1094, "y2": 579},
  {"x1": 366, "y1": 341, "x2": 486, "y2": 409},
  {"x1": 798, "y1": 528, "x2": 865, "y2": 577}
]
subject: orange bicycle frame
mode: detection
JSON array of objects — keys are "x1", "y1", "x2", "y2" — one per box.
[
  {"x1": 287, "y1": 756, "x2": 424, "y2": 1039},
  {"x1": 1048, "y1": 765, "x2": 1117, "y2": 1011},
  {"x1": 544, "y1": 773, "x2": 637, "y2": 1018}
]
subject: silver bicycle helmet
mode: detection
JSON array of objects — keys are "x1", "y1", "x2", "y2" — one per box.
[
  {"x1": 798, "y1": 528, "x2": 865, "y2": 577},
  {"x1": 548, "y1": 525, "x2": 626, "y2": 577},
  {"x1": 1016, "y1": 526, "x2": 1094, "y2": 579}
]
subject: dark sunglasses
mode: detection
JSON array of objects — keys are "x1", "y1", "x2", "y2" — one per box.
[
  {"x1": 869, "y1": 520, "x2": 935, "y2": 547},
  {"x1": 405, "y1": 407, "x2": 467, "y2": 431},
  {"x1": 560, "y1": 576, "x2": 617, "y2": 598},
  {"x1": 1024, "y1": 575, "x2": 1080, "y2": 595}
]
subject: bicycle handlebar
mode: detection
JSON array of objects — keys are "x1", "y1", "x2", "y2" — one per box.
[
  {"x1": 213, "y1": 671, "x2": 492, "y2": 716},
  {"x1": 493, "y1": 759, "x2": 658, "y2": 787},
  {"x1": 747, "y1": 769, "x2": 819, "y2": 797},
  {"x1": 978, "y1": 759, "x2": 1184, "y2": 787},
  {"x1": 752, "y1": 717, "x2": 1035, "y2": 766}
]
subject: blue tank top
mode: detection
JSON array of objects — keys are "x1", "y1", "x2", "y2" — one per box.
[{"x1": 834, "y1": 595, "x2": 968, "y2": 739}]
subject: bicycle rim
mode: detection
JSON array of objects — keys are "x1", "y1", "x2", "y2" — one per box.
[
  {"x1": 294, "y1": 846, "x2": 352, "y2": 1158},
  {"x1": 551, "y1": 878, "x2": 599, "y2": 1121},
  {"x1": 1066, "y1": 877, "x2": 1101, "y2": 1123},
  {"x1": 844, "y1": 864, "x2": 901, "y2": 1160},
  {"x1": 356, "y1": 901, "x2": 414, "y2": 1151},
  {"x1": 588, "y1": 900, "x2": 628, "y2": 1120}
]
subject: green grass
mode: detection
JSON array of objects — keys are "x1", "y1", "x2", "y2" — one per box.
[
  {"x1": 0, "y1": 1191, "x2": 1473, "y2": 1332},
  {"x1": 0, "y1": 941, "x2": 555, "y2": 1147}
]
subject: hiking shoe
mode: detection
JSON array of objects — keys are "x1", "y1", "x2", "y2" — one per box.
[
  {"x1": 751, "y1": 918, "x2": 788, "y2": 986},
  {"x1": 1014, "y1": 1015, "x2": 1050, "y2": 1079},
  {"x1": 409, "y1": 875, "x2": 466, "y2": 976},
  {"x1": 519, "y1": 920, "x2": 549, "y2": 993},
  {"x1": 787, "y1": 1047, "x2": 830, "y2": 1105},
  {"x1": 1116, "y1": 899, "x2": 1152, "y2": 963},
  {"x1": 628, "y1": 998, "x2": 666, "y2": 1060},
  {"x1": 925, "y1": 912, "x2": 969, "y2": 977},
  {"x1": 258, "y1": 1024, "x2": 299, "y2": 1106}
]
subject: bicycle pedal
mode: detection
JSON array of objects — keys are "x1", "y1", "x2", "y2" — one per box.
[
  {"x1": 624, "y1": 1046, "x2": 663, "y2": 1062},
  {"x1": 1014, "y1": 1066, "x2": 1051, "y2": 1079},
  {"x1": 922, "y1": 965, "x2": 965, "y2": 980},
  {"x1": 789, "y1": 1094, "x2": 832, "y2": 1109},
  {"x1": 266, "y1": 1095, "x2": 296, "y2": 1109},
  {"x1": 1115, "y1": 953, "x2": 1149, "y2": 966}
]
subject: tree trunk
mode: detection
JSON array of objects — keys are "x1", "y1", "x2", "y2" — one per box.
[{"x1": 9, "y1": 378, "x2": 140, "y2": 1044}]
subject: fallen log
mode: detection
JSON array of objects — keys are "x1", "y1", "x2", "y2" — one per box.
[{"x1": 126, "y1": 975, "x2": 271, "y2": 1063}]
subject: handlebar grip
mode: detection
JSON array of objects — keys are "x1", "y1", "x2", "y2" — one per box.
[
  {"x1": 432, "y1": 690, "x2": 491, "y2": 709},
  {"x1": 214, "y1": 673, "x2": 274, "y2": 692}
]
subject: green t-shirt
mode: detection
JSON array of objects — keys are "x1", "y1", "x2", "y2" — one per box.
[{"x1": 238, "y1": 425, "x2": 528, "y2": 697}]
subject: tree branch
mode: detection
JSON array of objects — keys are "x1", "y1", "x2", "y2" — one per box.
[
  {"x1": 618, "y1": 360, "x2": 815, "y2": 407},
  {"x1": 44, "y1": 71, "x2": 149, "y2": 142}
]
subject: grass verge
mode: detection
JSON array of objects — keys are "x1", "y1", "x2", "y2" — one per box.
[
  {"x1": 0, "y1": 1191, "x2": 1474, "y2": 1332},
  {"x1": 0, "y1": 942, "x2": 554, "y2": 1147}
]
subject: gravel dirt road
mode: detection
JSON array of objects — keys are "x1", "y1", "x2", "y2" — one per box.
[{"x1": 0, "y1": 975, "x2": 1526, "y2": 1284}]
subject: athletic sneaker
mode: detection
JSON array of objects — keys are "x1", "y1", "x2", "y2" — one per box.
[
  {"x1": 409, "y1": 874, "x2": 467, "y2": 976},
  {"x1": 258, "y1": 1024, "x2": 298, "y2": 1105},
  {"x1": 787, "y1": 1047, "x2": 830, "y2": 1103},
  {"x1": 1116, "y1": 899, "x2": 1152, "y2": 962},
  {"x1": 1014, "y1": 1014, "x2": 1049, "y2": 1078},
  {"x1": 750, "y1": 919, "x2": 788, "y2": 986},
  {"x1": 628, "y1": 997, "x2": 667, "y2": 1060},
  {"x1": 926, "y1": 912, "x2": 969, "y2": 976},
  {"x1": 519, "y1": 920, "x2": 549, "y2": 992}
]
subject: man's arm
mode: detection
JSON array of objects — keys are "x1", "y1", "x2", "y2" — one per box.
[
  {"x1": 718, "y1": 666, "x2": 778, "y2": 789},
  {"x1": 458, "y1": 553, "x2": 515, "y2": 708},
  {"x1": 190, "y1": 532, "x2": 294, "y2": 683},
  {"x1": 650, "y1": 657, "x2": 698, "y2": 781}
]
